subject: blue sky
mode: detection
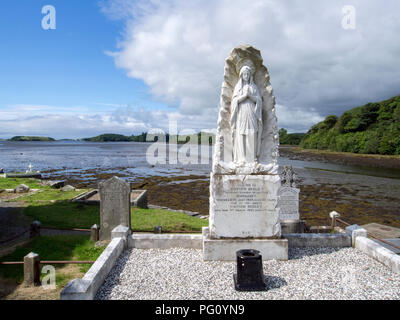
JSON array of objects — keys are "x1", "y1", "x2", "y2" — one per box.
[
  {"x1": 0, "y1": 0, "x2": 161, "y2": 112},
  {"x1": 1, "y1": 0, "x2": 400, "y2": 139}
]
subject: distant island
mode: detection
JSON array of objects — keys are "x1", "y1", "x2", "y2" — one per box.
[
  {"x1": 9, "y1": 136, "x2": 55, "y2": 141},
  {"x1": 81, "y1": 132, "x2": 215, "y2": 145},
  {"x1": 81, "y1": 133, "x2": 147, "y2": 142},
  {"x1": 300, "y1": 94, "x2": 400, "y2": 155}
]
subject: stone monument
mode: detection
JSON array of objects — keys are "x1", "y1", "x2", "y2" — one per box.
[
  {"x1": 203, "y1": 45, "x2": 288, "y2": 261},
  {"x1": 99, "y1": 176, "x2": 131, "y2": 241}
]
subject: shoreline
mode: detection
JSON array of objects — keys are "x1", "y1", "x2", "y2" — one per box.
[{"x1": 280, "y1": 145, "x2": 400, "y2": 169}]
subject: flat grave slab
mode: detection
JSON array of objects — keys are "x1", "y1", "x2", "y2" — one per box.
[{"x1": 361, "y1": 223, "x2": 400, "y2": 239}]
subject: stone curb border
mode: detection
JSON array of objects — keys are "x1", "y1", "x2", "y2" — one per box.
[
  {"x1": 60, "y1": 225, "x2": 130, "y2": 300},
  {"x1": 72, "y1": 189, "x2": 148, "y2": 208},
  {"x1": 346, "y1": 225, "x2": 400, "y2": 274},
  {"x1": 283, "y1": 233, "x2": 351, "y2": 247}
]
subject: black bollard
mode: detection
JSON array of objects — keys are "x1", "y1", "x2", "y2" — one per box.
[
  {"x1": 154, "y1": 226, "x2": 162, "y2": 234},
  {"x1": 234, "y1": 249, "x2": 267, "y2": 291}
]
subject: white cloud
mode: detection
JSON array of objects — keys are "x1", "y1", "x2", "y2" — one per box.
[
  {"x1": 275, "y1": 104, "x2": 324, "y2": 133},
  {"x1": 101, "y1": 0, "x2": 400, "y2": 132}
]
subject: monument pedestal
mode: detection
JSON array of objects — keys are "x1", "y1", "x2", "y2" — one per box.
[
  {"x1": 209, "y1": 173, "x2": 281, "y2": 238},
  {"x1": 202, "y1": 227, "x2": 288, "y2": 261}
]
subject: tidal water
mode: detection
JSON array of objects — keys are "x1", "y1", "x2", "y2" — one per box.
[{"x1": 0, "y1": 141, "x2": 400, "y2": 180}]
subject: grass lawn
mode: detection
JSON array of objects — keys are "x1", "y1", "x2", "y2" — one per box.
[
  {"x1": 24, "y1": 202, "x2": 100, "y2": 229},
  {"x1": 0, "y1": 178, "x2": 49, "y2": 190},
  {"x1": 4, "y1": 178, "x2": 208, "y2": 233},
  {"x1": 10, "y1": 189, "x2": 85, "y2": 202},
  {"x1": 0, "y1": 235, "x2": 106, "y2": 286},
  {"x1": 23, "y1": 202, "x2": 207, "y2": 232},
  {"x1": 132, "y1": 207, "x2": 208, "y2": 232}
]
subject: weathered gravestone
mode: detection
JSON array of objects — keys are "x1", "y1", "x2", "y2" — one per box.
[
  {"x1": 279, "y1": 166, "x2": 300, "y2": 220},
  {"x1": 203, "y1": 45, "x2": 288, "y2": 261},
  {"x1": 99, "y1": 176, "x2": 131, "y2": 241},
  {"x1": 279, "y1": 166, "x2": 306, "y2": 233}
]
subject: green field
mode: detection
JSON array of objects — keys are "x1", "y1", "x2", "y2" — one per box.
[{"x1": 0, "y1": 235, "x2": 105, "y2": 286}]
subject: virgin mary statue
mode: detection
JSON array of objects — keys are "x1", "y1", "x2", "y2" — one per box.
[{"x1": 230, "y1": 65, "x2": 263, "y2": 164}]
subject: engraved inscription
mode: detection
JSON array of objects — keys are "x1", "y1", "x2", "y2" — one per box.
[
  {"x1": 278, "y1": 187, "x2": 300, "y2": 219},
  {"x1": 214, "y1": 183, "x2": 276, "y2": 214}
]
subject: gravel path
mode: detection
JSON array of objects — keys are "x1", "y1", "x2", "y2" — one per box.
[{"x1": 96, "y1": 247, "x2": 400, "y2": 300}]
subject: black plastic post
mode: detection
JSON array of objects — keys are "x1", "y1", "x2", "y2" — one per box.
[{"x1": 234, "y1": 249, "x2": 267, "y2": 291}]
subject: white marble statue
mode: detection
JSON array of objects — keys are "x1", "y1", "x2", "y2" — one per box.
[
  {"x1": 207, "y1": 45, "x2": 283, "y2": 241},
  {"x1": 212, "y1": 45, "x2": 279, "y2": 175},
  {"x1": 230, "y1": 65, "x2": 263, "y2": 164}
]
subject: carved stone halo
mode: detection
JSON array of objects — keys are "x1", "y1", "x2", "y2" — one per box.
[{"x1": 236, "y1": 58, "x2": 255, "y2": 75}]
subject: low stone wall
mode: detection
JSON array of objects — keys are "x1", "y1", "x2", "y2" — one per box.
[{"x1": 60, "y1": 225, "x2": 129, "y2": 300}]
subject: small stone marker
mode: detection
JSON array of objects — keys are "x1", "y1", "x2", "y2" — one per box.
[
  {"x1": 99, "y1": 176, "x2": 131, "y2": 241},
  {"x1": 14, "y1": 184, "x2": 30, "y2": 193},
  {"x1": 61, "y1": 185, "x2": 75, "y2": 192},
  {"x1": 24, "y1": 252, "x2": 40, "y2": 287},
  {"x1": 91, "y1": 224, "x2": 100, "y2": 242}
]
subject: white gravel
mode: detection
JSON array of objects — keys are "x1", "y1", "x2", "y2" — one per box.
[{"x1": 96, "y1": 247, "x2": 400, "y2": 300}]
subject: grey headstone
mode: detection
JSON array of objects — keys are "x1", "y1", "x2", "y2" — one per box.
[
  {"x1": 278, "y1": 186, "x2": 300, "y2": 220},
  {"x1": 99, "y1": 176, "x2": 131, "y2": 241}
]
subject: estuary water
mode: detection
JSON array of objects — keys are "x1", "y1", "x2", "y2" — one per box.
[
  {"x1": 0, "y1": 141, "x2": 400, "y2": 180},
  {"x1": 1, "y1": 141, "x2": 399, "y2": 227}
]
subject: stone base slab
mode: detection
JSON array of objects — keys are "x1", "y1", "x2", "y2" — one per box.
[
  {"x1": 129, "y1": 233, "x2": 203, "y2": 249},
  {"x1": 283, "y1": 233, "x2": 351, "y2": 247},
  {"x1": 202, "y1": 227, "x2": 288, "y2": 261}
]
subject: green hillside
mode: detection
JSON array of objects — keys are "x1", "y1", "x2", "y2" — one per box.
[
  {"x1": 300, "y1": 95, "x2": 400, "y2": 155},
  {"x1": 279, "y1": 128, "x2": 306, "y2": 145}
]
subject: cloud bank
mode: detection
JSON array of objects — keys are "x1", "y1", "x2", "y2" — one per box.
[
  {"x1": 3, "y1": 1, "x2": 400, "y2": 138},
  {"x1": 102, "y1": 0, "x2": 400, "y2": 132}
]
